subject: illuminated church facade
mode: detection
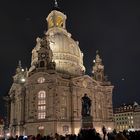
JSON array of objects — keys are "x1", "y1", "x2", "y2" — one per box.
[{"x1": 8, "y1": 2, "x2": 114, "y2": 136}]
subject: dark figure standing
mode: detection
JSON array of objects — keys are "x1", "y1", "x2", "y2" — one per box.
[
  {"x1": 81, "y1": 94, "x2": 92, "y2": 117},
  {"x1": 102, "y1": 125, "x2": 107, "y2": 140}
]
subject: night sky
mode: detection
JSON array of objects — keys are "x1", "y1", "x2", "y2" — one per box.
[{"x1": 0, "y1": 0, "x2": 140, "y2": 117}]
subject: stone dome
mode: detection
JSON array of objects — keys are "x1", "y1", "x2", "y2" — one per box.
[
  {"x1": 46, "y1": 27, "x2": 85, "y2": 76},
  {"x1": 30, "y1": 10, "x2": 85, "y2": 76}
]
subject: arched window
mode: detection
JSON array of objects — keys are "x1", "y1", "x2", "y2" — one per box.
[
  {"x1": 48, "y1": 17, "x2": 54, "y2": 28},
  {"x1": 38, "y1": 90, "x2": 46, "y2": 119},
  {"x1": 56, "y1": 16, "x2": 63, "y2": 27},
  {"x1": 38, "y1": 91, "x2": 46, "y2": 99}
]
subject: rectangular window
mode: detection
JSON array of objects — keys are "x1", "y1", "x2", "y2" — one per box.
[
  {"x1": 38, "y1": 100, "x2": 46, "y2": 105},
  {"x1": 38, "y1": 105, "x2": 46, "y2": 111},
  {"x1": 37, "y1": 91, "x2": 46, "y2": 119},
  {"x1": 38, "y1": 112, "x2": 46, "y2": 119}
]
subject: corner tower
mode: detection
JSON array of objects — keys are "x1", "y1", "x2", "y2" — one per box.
[
  {"x1": 30, "y1": 2, "x2": 85, "y2": 76},
  {"x1": 92, "y1": 51, "x2": 105, "y2": 82}
]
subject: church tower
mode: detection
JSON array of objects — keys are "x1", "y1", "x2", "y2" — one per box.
[
  {"x1": 92, "y1": 51, "x2": 106, "y2": 82},
  {"x1": 8, "y1": 1, "x2": 114, "y2": 136},
  {"x1": 8, "y1": 61, "x2": 27, "y2": 136}
]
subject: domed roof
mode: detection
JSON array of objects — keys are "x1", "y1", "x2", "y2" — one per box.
[
  {"x1": 30, "y1": 9, "x2": 85, "y2": 76},
  {"x1": 46, "y1": 27, "x2": 85, "y2": 76}
]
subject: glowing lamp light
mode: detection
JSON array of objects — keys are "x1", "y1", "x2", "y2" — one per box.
[
  {"x1": 21, "y1": 78, "x2": 26, "y2": 82},
  {"x1": 21, "y1": 69, "x2": 24, "y2": 72},
  {"x1": 93, "y1": 60, "x2": 96, "y2": 63},
  {"x1": 6, "y1": 133, "x2": 10, "y2": 137},
  {"x1": 74, "y1": 127, "x2": 80, "y2": 135},
  {"x1": 108, "y1": 127, "x2": 112, "y2": 131}
]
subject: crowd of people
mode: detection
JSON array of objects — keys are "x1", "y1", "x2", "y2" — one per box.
[{"x1": 2, "y1": 128, "x2": 140, "y2": 140}]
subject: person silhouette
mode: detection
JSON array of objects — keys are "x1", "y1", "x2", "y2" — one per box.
[{"x1": 102, "y1": 125, "x2": 107, "y2": 140}]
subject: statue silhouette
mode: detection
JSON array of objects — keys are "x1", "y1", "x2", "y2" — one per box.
[{"x1": 81, "y1": 94, "x2": 91, "y2": 117}]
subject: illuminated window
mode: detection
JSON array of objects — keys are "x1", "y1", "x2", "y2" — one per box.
[
  {"x1": 56, "y1": 16, "x2": 63, "y2": 27},
  {"x1": 38, "y1": 112, "x2": 46, "y2": 119},
  {"x1": 48, "y1": 17, "x2": 54, "y2": 28},
  {"x1": 38, "y1": 91, "x2": 46, "y2": 99},
  {"x1": 38, "y1": 91, "x2": 46, "y2": 119},
  {"x1": 38, "y1": 105, "x2": 46, "y2": 111},
  {"x1": 38, "y1": 100, "x2": 46, "y2": 105}
]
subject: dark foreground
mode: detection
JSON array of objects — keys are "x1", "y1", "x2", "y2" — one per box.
[{"x1": 1, "y1": 129, "x2": 140, "y2": 140}]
